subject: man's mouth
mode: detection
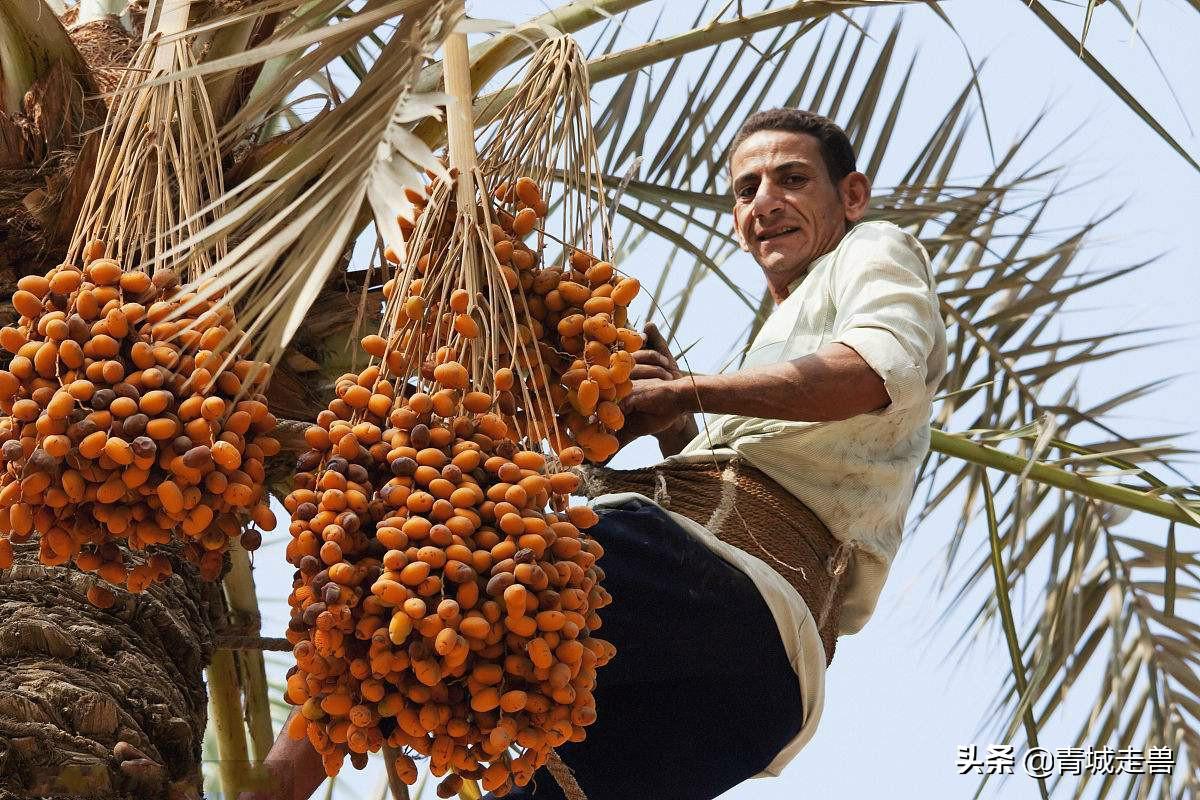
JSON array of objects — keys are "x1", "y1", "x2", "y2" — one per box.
[{"x1": 756, "y1": 226, "x2": 800, "y2": 243}]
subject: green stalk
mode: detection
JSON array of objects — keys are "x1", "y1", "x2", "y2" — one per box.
[
  {"x1": 465, "y1": 0, "x2": 647, "y2": 86},
  {"x1": 466, "y1": 0, "x2": 909, "y2": 131},
  {"x1": 224, "y1": 544, "x2": 276, "y2": 764},
  {"x1": 412, "y1": 0, "x2": 649, "y2": 146},
  {"x1": 930, "y1": 429, "x2": 1198, "y2": 527},
  {"x1": 585, "y1": 0, "x2": 905, "y2": 84},
  {"x1": 981, "y1": 471, "x2": 1050, "y2": 800},
  {"x1": 413, "y1": 0, "x2": 648, "y2": 95},
  {"x1": 207, "y1": 650, "x2": 255, "y2": 798}
]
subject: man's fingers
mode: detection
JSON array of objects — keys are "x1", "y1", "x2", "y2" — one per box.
[
  {"x1": 618, "y1": 380, "x2": 655, "y2": 413},
  {"x1": 631, "y1": 349, "x2": 676, "y2": 371},
  {"x1": 643, "y1": 321, "x2": 669, "y2": 352},
  {"x1": 629, "y1": 364, "x2": 674, "y2": 381}
]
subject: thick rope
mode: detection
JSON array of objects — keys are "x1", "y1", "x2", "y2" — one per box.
[
  {"x1": 715, "y1": 458, "x2": 807, "y2": 580},
  {"x1": 575, "y1": 460, "x2": 851, "y2": 666},
  {"x1": 546, "y1": 750, "x2": 587, "y2": 800}
]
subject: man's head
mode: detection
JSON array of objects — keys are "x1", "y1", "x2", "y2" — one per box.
[{"x1": 728, "y1": 109, "x2": 870, "y2": 299}]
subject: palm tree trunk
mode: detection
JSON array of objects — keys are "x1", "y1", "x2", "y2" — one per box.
[{"x1": 0, "y1": 541, "x2": 222, "y2": 799}]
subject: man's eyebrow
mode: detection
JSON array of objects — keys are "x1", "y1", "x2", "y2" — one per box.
[
  {"x1": 771, "y1": 160, "x2": 811, "y2": 174},
  {"x1": 732, "y1": 160, "x2": 813, "y2": 188},
  {"x1": 731, "y1": 168, "x2": 758, "y2": 185}
]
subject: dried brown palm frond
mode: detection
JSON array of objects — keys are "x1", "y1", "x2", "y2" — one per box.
[
  {"x1": 144, "y1": 1, "x2": 448, "y2": 139},
  {"x1": 154, "y1": 2, "x2": 454, "y2": 369},
  {"x1": 66, "y1": 29, "x2": 224, "y2": 276}
]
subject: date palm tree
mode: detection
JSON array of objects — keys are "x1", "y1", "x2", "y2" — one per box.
[{"x1": 0, "y1": 2, "x2": 1197, "y2": 799}]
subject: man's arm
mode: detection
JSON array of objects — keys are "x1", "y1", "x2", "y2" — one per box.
[
  {"x1": 622, "y1": 341, "x2": 890, "y2": 427},
  {"x1": 627, "y1": 225, "x2": 942, "y2": 429},
  {"x1": 237, "y1": 710, "x2": 326, "y2": 800}
]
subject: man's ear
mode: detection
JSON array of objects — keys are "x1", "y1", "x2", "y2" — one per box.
[{"x1": 839, "y1": 171, "x2": 871, "y2": 223}]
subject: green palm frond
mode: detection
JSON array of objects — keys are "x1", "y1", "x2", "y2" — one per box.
[{"x1": 1018, "y1": 0, "x2": 1198, "y2": 172}]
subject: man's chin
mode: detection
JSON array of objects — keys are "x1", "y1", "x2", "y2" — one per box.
[{"x1": 755, "y1": 248, "x2": 810, "y2": 276}]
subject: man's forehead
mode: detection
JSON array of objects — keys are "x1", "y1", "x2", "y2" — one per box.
[{"x1": 730, "y1": 130, "x2": 821, "y2": 177}]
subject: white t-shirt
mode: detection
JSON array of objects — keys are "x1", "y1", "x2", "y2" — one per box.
[{"x1": 591, "y1": 220, "x2": 948, "y2": 775}]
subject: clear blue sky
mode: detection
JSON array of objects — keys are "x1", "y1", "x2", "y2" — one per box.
[{"x1": 220, "y1": 3, "x2": 1200, "y2": 798}]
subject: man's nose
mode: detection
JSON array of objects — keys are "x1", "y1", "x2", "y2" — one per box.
[{"x1": 750, "y1": 178, "x2": 784, "y2": 217}]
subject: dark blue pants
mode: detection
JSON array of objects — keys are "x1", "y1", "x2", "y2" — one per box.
[{"x1": 485, "y1": 498, "x2": 804, "y2": 800}]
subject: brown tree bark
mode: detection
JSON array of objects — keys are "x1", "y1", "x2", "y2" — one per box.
[{"x1": 0, "y1": 542, "x2": 223, "y2": 799}]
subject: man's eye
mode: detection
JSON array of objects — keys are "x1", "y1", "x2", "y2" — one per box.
[
  {"x1": 786, "y1": 174, "x2": 807, "y2": 186},
  {"x1": 737, "y1": 185, "x2": 757, "y2": 198}
]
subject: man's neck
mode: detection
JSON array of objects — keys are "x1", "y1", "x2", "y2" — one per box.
[
  {"x1": 767, "y1": 225, "x2": 855, "y2": 302},
  {"x1": 768, "y1": 262, "x2": 814, "y2": 303}
]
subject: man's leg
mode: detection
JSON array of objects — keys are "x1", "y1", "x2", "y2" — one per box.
[{"x1": 486, "y1": 499, "x2": 804, "y2": 800}]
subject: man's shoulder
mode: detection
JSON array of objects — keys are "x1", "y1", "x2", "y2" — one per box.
[
  {"x1": 833, "y1": 220, "x2": 931, "y2": 272},
  {"x1": 841, "y1": 219, "x2": 922, "y2": 251}
]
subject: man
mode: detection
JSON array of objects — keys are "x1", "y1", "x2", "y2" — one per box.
[{"x1": 246, "y1": 109, "x2": 946, "y2": 800}]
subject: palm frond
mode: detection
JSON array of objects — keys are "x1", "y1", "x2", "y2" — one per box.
[
  {"x1": 1019, "y1": 0, "x2": 1198, "y2": 172},
  {"x1": 157, "y1": 3, "x2": 453, "y2": 368}
]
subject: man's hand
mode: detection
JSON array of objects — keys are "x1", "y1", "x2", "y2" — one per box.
[
  {"x1": 619, "y1": 379, "x2": 685, "y2": 439},
  {"x1": 616, "y1": 323, "x2": 700, "y2": 457}
]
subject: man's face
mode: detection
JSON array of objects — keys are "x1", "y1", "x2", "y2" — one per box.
[{"x1": 730, "y1": 130, "x2": 857, "y2": 288}]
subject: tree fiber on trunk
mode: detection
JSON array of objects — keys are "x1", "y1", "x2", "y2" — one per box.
[{"x1": 0, "y1": 541, "x2": 223, "y2": 799}]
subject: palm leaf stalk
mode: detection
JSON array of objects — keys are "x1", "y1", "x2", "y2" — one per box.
[
  {"x1": 983, "y1": 469, "x2": 1052, "y2": 800},
  {"x1": 0, "y1": 0, "x2": 94, "y2": 112},
  {"x1": 224, "y1": 543, "x2": 277, "y2": 763},
  {"x1": 932, "y1": 431, "x2": 1199, "y2": 528}
]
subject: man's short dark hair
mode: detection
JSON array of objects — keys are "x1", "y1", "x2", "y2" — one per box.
[{"x1": 729, "y1": 109, "x2": 857, "y2": 185}]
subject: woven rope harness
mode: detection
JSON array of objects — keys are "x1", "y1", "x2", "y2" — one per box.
[{"x1": 576, "y1": 457, "x2": 854, "y2": 667}]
